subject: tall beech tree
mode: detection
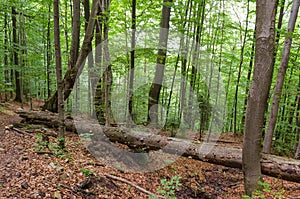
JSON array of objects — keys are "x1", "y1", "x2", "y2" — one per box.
[
  {"x1": 12, "y1": 6, "x2": 22, "y2": 103},
  {"x1": 242, "y1": 0, "x2": 277, "y2": 195},
  {"x1": 128, "y1": 0, "x2": 136, "y2": 125},
  {"x1": 43, "y1": 0, "x2": 99, "y2": 112},
  {"x1": 233, "y1": 0, "x2": 250, "y2": 136},
  {"x1": 263, "y1": 0, "x2": 300, "y2": 154},
  {"x1": 53, "y1": 0, "x2": 65, "y2": 148},
  {"x1": 148, "y1": 0, "x2": 172, "y2": 125}
]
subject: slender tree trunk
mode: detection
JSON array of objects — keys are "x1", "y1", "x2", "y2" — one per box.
[
  {"x1": 82, "y1": 0, "x2": 95, "y2": 117},
  {"x1": 46, "y1": 4, "x2": 52, "y2": 99},
  {"x1": 294, "y1": 77, "x2": 300, "y2": 159},
  {"x1": 240, "y1": 29, "x2": 255, "y2": 133},
  {"x1": 63, "y1": 0, "x2": 69, "y2": 61},
  {"x1": 12, "y1": 7, "x2": 22, "y2": 103},
  {"x1": 179, "y1": 0, "x2": 192, "y2": 126},
  {"x1": 263, "y1": 0, "x2": 300, "y2": 154},
  {"x1": 4, "y1": 13, "x2": 9, "y2": 102},
  {"x1": 127, "y1": 0, "x2": 136, "y2": 126},
  {"x1": 187, "y1": 1, "x2": 204, "y2": 129},
  {"x1": 94, "y1": 5, "x2": 105, "y2": 123},
  {"x1": 19, "y1": 14, "x2": 26, "y2": 107},
  {"x1": 233, "y1": 0, "x2": 249, "y2": 137},
  {"x1": 243, "y1": 0, "x2": 277, "y2": 195},
  {"x1": 70, "y1": 0, "x2": 81, "y2": 113},
  {"x1": 101, "y1": 0, "x2": 112, "y2": 127},
  {"x1": 69, "y1": 0, "x2": 80, "y2": 69},
  {"x1": 53, "y1": 0, "x2": 65, "y2": 148},
  {"x1": 148, "y1": 0, "x2": 172, "y2": 125}
]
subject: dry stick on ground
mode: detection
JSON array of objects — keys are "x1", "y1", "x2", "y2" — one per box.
[
  {"x1": 105, "y1": 173, "x2": 165, "y2": 198},
  {"x1": 5, "y1": 125, "x2": 34, "y2": 137}
]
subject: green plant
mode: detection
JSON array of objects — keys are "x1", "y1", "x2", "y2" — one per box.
[
  {"x1": 80, "y1": 168, "x2": 94, "y2": 177},
  {"x1": 34, "y1": 133, "x2": 48, "y2": 151},
  {"x1": 48, "y1": 142, "x2": 67, "y2": 158},
  {"x1": 242, "y1": 181, "x2": 285, "y2": 199},
  {"x1": 149, "y1": 175, "x2": 182, "y2": 199}
]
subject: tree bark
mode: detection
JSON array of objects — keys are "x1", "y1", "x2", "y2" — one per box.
[
  {"x1": 233, "y1": 0, "x2": 250, "y2": 136},
  {"x1": 263, "y1": 0, "x2": 300, "y2": 154},
  {"x1": 148, "y1": 0, "x2": 172, "y2": 125},
  {"x1": 4, "y1": 13, "x2": 10, "y2": 102},
  {"x1": 53, "y1": 0, "x2": 65, "y2": 148},
  {"x1": 12, "y1": 7, "x2": 22, "y2": 103},
  {"x1": 294, "y1": 76, "x2": 300, "y2": 159},
  {"x1": 127, "y1": 0, "x2": 136, "y2": 125},
  {"x1": 43, "y1": 0, "x2": 99, "y2": 112},
  {"x1": 15, "y1": 110, "x2": 300, "y2": 183},
  {"x1": 46, "y1": 4, "x2": 52, "y2": 99},
  {"x1": 243, "y1": 0, "x2": 277, "y2": 196}
]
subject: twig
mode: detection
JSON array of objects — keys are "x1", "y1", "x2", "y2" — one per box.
[
  {"x1": 5, "y1": 125, "x2": 34, "y2": 137},
  {"x1": 35, "y1": 151, "x2": 53, "y2": 155},
  {"x1": 105, "y1": 173, "x2": 164, "y2": 198},
  {"x1": 13, "y1": 127, "x2": 34, "y2": 136}
]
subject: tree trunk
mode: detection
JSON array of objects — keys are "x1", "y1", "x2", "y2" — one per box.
[
  {"x1": 70, "y1": 0, "x2": 81, "y2": 113},
  {"x1": 294, "y1": 76, "x2": 300, "y2": 159},
  {"x1": 100, "y1": 0, "x2": 112, "y2": 127},
  {"x1": 12, "y1": 7, "x2": 22, "y2": 103},
  {"x1": 82, "y1": 0, "x2": 95, "y2": 117},
  {"x1": 4, "y1": 13, "x2": 10, "y2": 102},
  {"x1": 240, "y1": 29, "x2": 255, "y2": 133},
  {"x1": 46, "y1": 3, "x2": 52, "y2": 99},
  {"x1": 127, "y1": 0, "x2": 136, "y2": 126},
  {"x1": 233, "y1": 0, "x2": 249, "y2": 137},
  {"x1": 43, "y1": 0, "x2": 99, "y2": 112},
  {"x1": 243, "y1": 0, "x2": 277, "y2": 196},
  {"x1": 263, "y1": 0, "x2": 300, "y2": 154},
  {"x1": 53, "y1": 0, "x2": 65, "y2": 148},
  {"x1": 148, "y1": 0, "x2": 172, "y2": 125}
]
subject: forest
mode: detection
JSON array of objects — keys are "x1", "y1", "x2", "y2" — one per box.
[{"x1": 0, "y1": 0, "x2": 300, "y2": 198}]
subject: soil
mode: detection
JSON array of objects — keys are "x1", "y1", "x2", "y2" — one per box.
[{"x1": 0, "y1": 100, "x2": 299, "y2": 199}]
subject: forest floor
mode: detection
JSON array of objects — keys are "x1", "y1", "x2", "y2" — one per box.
[{"x1": 0, "y1": 100, "x2": 299, "y2": 199}]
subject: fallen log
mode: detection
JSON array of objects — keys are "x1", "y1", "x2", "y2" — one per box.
[
  {"x1": 16, "y1": 110, "x2": 76, "y2": 132},
  {"x1": 16, "y1": 110, "x2": 300, "y2": 183}
]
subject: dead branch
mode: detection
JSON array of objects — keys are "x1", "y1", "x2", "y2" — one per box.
[{"x1": 105, "y1": 173, "x2": 164, "y2": 198}]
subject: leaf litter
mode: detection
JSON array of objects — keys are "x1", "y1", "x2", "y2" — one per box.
[{"x1": 0, "y1": 101, "x2": 299, "y2": 198}]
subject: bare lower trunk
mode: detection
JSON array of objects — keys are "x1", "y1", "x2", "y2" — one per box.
[{"x1": 243, "y1": 0, "x2": 277, "y2": 195}]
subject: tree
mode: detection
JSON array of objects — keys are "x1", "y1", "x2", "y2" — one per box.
[
  {"x1": 242, "y1": 0, "x2": 277, "y2": 195},
  {"x1": 127, "y1": 0, "x2": 136, "y2": 126},
  {"x1": 263, "y1": 0, "x2": 300, "y2": 154},
  {"x1": 12, "y1": 6, "x2": 22, "y2": 103},
  {"x1": 46, "y1": 3, "x2": 52, "y2": 99},
  {"x1": 53, "y1": 0, "x2": 65, "y2": 148},
  {"x1": 70, "y1": 0, "x2": 81, "y2": 113},
  {"x1": 148, "y1": 0, "x2": 172, "y2": 125},
  {"x1": 233, "y1": 0, "x2": 250, "y2": 136},
  {"x1": 43, "y1": 0, "x2": 99, "y2": 112},
  {"x1": 102, "y1": 0, "x2": 112, "y2": 127}
]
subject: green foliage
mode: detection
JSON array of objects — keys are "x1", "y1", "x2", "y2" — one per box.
[
  {"x1": 34, "y1": 133, "x2": 67, "y2": 158},
  {"x1": 149, "y1": 175, "x2": 182, "y2": 199},
  {"x1": 49, "y1": 142, "x2": 67, "y2": 159},
  {"x1": 34, "y1": 133, "x2": 49, "y2": 152},
  {"x1": 80, "y1": 168, "x2": 94, "y2": 177},
  {"x1": 242, "y1": 181, "x2": 285, "y2": 199}
]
